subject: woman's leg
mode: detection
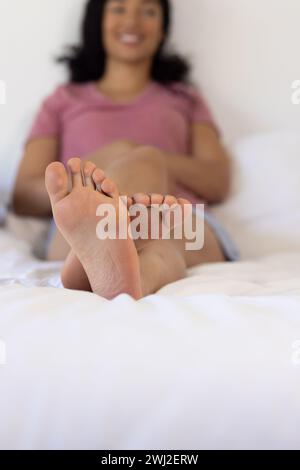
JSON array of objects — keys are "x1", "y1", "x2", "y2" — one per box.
[
  {"x1": 137, "y1": 218, "x2": 225, "y2": 296},
  {"x1": 88, "y1": 143, "x2": 225, "y2": 273},
  {"x1": 46, "y1": 143, "x2": 176, "y2": 291},
  {"x1": 53, "y1": 146, "x2": 180, "y2": 292},
  {"x1": 85, "y1": 139, "x2": 139, "y2": 170},
  {"x1": 47, "y1": 142, "x2": 173, "y2": 260},
  {"x1": 45, "y1": 159, "x2": 143, "y2": 300},
  {"x1": 45, "y1": 145, "x2": 225, "y2": 297},
  {"x1": 46, "y1": 140, "x2": 138, "y2": 260}
]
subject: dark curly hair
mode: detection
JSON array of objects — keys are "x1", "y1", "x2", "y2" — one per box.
[{"x1": 57, "y1": 0, "x2": 191, "y2": 85}]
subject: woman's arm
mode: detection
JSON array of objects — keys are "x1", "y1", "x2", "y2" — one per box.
[
  {"x1": 166, "y1": 124, "x2": 231, "y2": 204},
  {"x1": 12, "y1": 138, "x2": 59, "y2": 217}
]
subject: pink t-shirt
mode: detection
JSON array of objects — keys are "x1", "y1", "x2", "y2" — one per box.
[{"x1": 27, "y1": 80, "x2": 218, "y2": 204}]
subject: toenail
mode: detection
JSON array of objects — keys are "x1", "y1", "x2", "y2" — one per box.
[
  {"x1": 94, "y1": 170, "x2": 103, "y2": 180},
  {"x1": 69, "y1": 163, "x2": 80, "y2": 172}
]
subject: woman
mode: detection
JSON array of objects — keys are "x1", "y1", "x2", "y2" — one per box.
[{"x1": 13, "y1": 0, "x2": 239, "y2": 300}]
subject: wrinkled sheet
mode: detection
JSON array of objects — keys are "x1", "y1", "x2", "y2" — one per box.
[{"x1": 0, "y1": 227, "x2": 300, "y2": 450}]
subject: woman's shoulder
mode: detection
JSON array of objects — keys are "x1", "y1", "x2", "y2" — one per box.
[
  {"x1": 161, "y1": 81, "x2": 203, "y2": 101},
  {"x1": 156, "y1": 81, "x2": 212, "y2": 114},
  {"x1": 157, "y1": 81, "x2": 217, "y2": 129},
  {"x1": 42, "y1": 82, "x2": 94, "y2": 108}
]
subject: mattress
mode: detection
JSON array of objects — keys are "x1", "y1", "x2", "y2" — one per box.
[{"x1": 0, "y1": 225, "x2": 300, "y2": 450}]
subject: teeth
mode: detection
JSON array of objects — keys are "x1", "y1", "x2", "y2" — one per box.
[{"x1": 120, "y1": 34, "x2": 141, "y2": 44}]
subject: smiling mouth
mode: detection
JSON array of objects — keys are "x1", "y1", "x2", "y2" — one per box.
[{"x1": 118, "y1": 33, "x2": 144, "y2": 45}]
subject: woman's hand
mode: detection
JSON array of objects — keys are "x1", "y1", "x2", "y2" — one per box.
[
  {"x1": 165, "y1": 124, "x2": 231, "y2": 203},
  {"x1": 12, "y1": 138, "x2": 58, "y2": 217}
]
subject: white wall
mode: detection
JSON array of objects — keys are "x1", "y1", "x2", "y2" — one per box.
[
  {"x1": 171, "y1": 0, "x2": 300, "y2": 141},
  {"x1": 0, "y1": 0, "x2": 84, "y2": 196},
  {"x1": 1, "y1": 0, "x2": 300, "y2": 195}
]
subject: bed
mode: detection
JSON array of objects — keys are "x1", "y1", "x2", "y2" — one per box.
[
  {"x1": 0, "y1": 217, "x2": 300, "y2": 450},
  {"x1": 1, "y1": 130, "x2": 300, "y2": 450},
  {"x1": 1, "y1": 0, "x2": 300, "y2": 451}
]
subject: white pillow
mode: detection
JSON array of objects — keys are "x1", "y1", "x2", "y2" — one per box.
[{"x1": 212, "y1": 131, "x2": 300, "y2": 259}]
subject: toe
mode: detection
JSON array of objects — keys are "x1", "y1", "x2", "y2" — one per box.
[
  {"x1": 67, "y1": 158, "x2": 83, "y2": 188},
  {"x1": 178, "y1": 198, "x2": 193, "y2": 218},
  {"x1": 126, "y1": 196, "x2": 134, "y2": 208},
  {"x1": 178, "y1": 198, "x2": 191, "y2": 205},
  {"x1": 92, "y1": 168, "x2": 106, "y2": 191},
  {"x1": 150, "y1": 193, "x2": 165, "y2": 206},
  {"x1": 120, "y1": 195, "x2": 133, "y2": 209},
  {"x1": 163, "y1": 195, "x2": 178, "y2": 208},
  {"x1": 45, "y1": 162, "x2": 69, "y2": 205},
  {"x1": 100, "y1": 178, "x2": 119, "y2": 199},
  {"x1": 132, "y1": 193, "x2": 151, "y2": 206},
  {"x1": 82, "y1": 161, "x2": 97, "y2": 188}
]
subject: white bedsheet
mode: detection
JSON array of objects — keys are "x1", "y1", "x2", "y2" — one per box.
[{"x1": 0, "y1": 226, "x2": 300, "y2": 450}]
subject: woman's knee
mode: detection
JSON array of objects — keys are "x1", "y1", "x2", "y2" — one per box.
[
  {"x1": 130, "y1": 145, "x2": 167, "y2": 170},
  {"x1": 111, "y1": 139, "x2": 139, "y2": 154},
  {"x1": 110, "y1": 145, "x2": 167, "y2": 173},
  {"x1": 109, "y1": 142, "x2": 167, "y2": 171}
]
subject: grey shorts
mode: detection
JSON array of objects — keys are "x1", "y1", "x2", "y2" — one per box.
[
  {"x1": 41, "y1": 219, "x2": 56, "y2": 259},
  {"x1": 193, "y1": 206, "x2": 240, "y2": 262},
  {"x1": 43, "y1": 210, "x2": 240, "y2": 263}
]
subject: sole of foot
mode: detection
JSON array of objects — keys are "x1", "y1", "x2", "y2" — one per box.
[{"x1": 45, "y1": 158, "x2": 143, "y2": 300}]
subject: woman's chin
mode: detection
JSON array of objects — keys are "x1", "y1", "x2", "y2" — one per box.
[{"x1": 108, "y1": 45, "x2": 154, "y2": 63}]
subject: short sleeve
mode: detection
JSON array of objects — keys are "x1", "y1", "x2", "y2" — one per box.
[
  {"x1": 170, "y1": 82, "x2": 220, "y2": 136},
  {"x1": 191, "y1": 89, "x2": 216, "y2": 124},
  {"x1": 26, "y1": 85, "x2": 65, "y2": 143}
]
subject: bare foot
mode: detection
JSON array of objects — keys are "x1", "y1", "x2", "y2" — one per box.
[
  {"x1": 60, "y1": 191, "x2": 191, "y2": 294},
  {"x1": 131, "y1": 193, "x2": 192, "y2": 231},
  {"x1": 45, "y1": 158, "x2": 142, "y2": 300},
  {"x1": 46, "y1": 159, "x2": 192, "y2": 295},
  {"x1": 130, "y1": 192, "x2": 192, "y2": 251}
]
